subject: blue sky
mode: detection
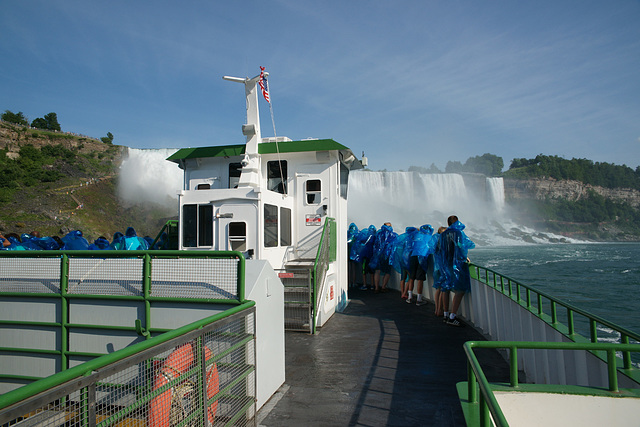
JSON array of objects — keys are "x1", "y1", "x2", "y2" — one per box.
[{"x1": 2, "y1": 1, "x2": 639, "y2": 171}]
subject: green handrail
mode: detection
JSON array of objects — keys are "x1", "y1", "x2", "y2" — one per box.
[
  {"x1": 0, "y1": 301, "x2": 255, "y2": 411},
  {"x1": 312, "y1": 217, "x2": 335, "y2": 334},
  {"x1": 0, "y1": 250, "x2": 247, "y2": 388},
  {"x1": 463, "y1": 340, "x2": 640, "y2": 427},
  {"x1": 469, "y1": 263, "x2": 640, "y2": 368}
]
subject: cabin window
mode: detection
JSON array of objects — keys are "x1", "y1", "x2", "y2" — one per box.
[
  {"x1": 196, "y1": 183, "x2": 210, "y2": 190},
  {"x1": 339, "y1": 163, "x2": 349, "y2": 199},
  {"x1": 229, "y1": 162, "x2": 242, "y2": 188},
  {"x1": 198, "y1": 205, "x2": 213, "y2": 246},
  {"x1": 267, "y1": 160, "x2": 287, "y2": 194},
  {"x1": 306, "y1": 179, "x2": 321, "y2": 205},
  {"x1": 182, "y1": 204, "x2": 213, "y2": 247},
  {"x1": 264, "y1": 204, "x2": 278, "y2": 247},
  {"x1": 182, "y1": 204, "x2": 197, "y2": 247},
  {"x1": 229, "y1": 222, "x2": 247, "y2": 251},
  {"x1": 280, "y1": 207, "x2": 291, "y2": 246}
]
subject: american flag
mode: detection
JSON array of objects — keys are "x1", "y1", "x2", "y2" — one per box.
[{"x1": 259, "y1": 66, "x2": 270, "y2": 103}]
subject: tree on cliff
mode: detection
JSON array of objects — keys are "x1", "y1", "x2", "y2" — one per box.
[
  {"x1": 31, "y1": 112, "x2": 61, "y2": 132},
  {"x1": 445, "y1": 153, "x2": 504, "y2": 176},
  {"x1": 1, "y1": 110, "x2": 29, "y2": 126},
  {"x1": 101, "y1": 132, "x2": 114, "y2": 144}
]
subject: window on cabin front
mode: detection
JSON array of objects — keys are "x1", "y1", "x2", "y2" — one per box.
[
  {"x1": 182, "y1": 204, "x2": 213, "y2": 247},
  {"x1": 280, "y1": 207, "x2": 291, "y2": 246},
  {"x1": 306, "y1": 179, "x2": 321, "y2": 204},
  {"x1": 229, "y1": 222, "x2": 247, "y2": 251},
  {"x1": 229, "y1": 162, "x2": 242, "y2": 188},
  {"x1": 196, "y1": 183, "x2": 210, "y2": 190},
  {"x1": 267, "y1": 160, "x2": 287, "y2": 194},
  {"x1": 340, "y1": 163, "x2": 349, "y2": 199},
  {"x1": 264, "y1": 204, "x2": 278, "y2": 247}
]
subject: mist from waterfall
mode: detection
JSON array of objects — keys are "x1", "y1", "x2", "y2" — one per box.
[
  {"x1": 116, "y1": 150, "x2": 576, "y2": 246},
  {"x1": 117, "y1": 148, "x2": 182, "y2": 207}
]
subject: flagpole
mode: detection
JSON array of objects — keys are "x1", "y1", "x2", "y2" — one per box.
[{"x1": 260, "y1": 66, "x2": 285, "y2": 196}]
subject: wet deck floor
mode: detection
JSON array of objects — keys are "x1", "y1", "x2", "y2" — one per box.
[{"x1": 257, "y1": 287, "x2": 511, "y2": 426}]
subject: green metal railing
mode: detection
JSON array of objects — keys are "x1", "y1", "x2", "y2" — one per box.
[
  {"x1": 0, "y1": 303, "x2": 257, "y2": 426},
  {"x1": 462, "y1": 340, "x2": 640, "y2": 427},
  {"x1": 0, "y1": 250, "x2": 246, "y2": 390},
  {"x1": 311, "y1": 217, "x2": 336, "y2": 334},
  {"x1": 469, "y1": 263, "x2": 640, "y2": 373}
]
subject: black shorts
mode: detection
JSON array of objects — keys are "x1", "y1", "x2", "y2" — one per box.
[
  {"x1": 378, "y1": 259, "x2": 392, "y2": 275},
  {"x1": 409, "y1": 256, "x2": 426, "y2": 281}
]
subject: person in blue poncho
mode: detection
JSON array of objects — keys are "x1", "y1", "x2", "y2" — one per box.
[
  {"x1": 391, "y1": 226, "x2": 418, "y2": 300},
  {"x1": 61, "y1": 230, "x2": 89, "y2": 250},
  {"x1": 434, "y1": 215, "x2": 475, "y2": 327},
  {"x1": 431, "y1": 226, "x2": 447, "y2": 317},
  {"x1": 349, "y1": 225, "x2": 376, "y2": 290},
  {"x1": 123, "y1": 227, "x2": 150, "y2": 250},
  {"x1": 88, "y1": 236, "x2": 111, "y2": 250},
  {"x1": 371, "y1": 222, "x2": 397, "y2": 293},
  {"x1": 405, "y1": 224, "x2": 434, "y2": 306},
  {"x1": 347, "y1": 223, "x2": 359, "y2": 288}
]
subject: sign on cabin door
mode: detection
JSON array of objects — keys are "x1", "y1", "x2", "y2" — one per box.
[
  {"x1": 217, "y1": 204, "x2": 257, "y2": 256},
  {"x1": 295, "y1": 168, "x2": 330, "y2": 259}
]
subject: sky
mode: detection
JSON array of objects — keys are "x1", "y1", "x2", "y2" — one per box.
[{"x1": 1, "y1": 1, "x2": 639, "y2": 172}]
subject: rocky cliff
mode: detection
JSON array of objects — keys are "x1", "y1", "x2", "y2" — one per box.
[{"x1": 504, "y1": 177, "x2": 640, "y2": 208}]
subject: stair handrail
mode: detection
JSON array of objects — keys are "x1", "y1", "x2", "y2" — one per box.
[{"x1": 312, "y1": 217, "x2": 335, "y2": 334}]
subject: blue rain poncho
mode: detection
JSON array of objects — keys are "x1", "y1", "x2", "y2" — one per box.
[
  {"x1": 369, "y1": 224, "x2": 396, "y2": 270},
  {"x1": 390, "y1": 227, "x2": 418, "y2": 273},
  {"x1": 347, "y1": 223, "x2": 359, "y2": 245},
  {"x1": 0, "y1": 235, "x2": 25, "y2": 251},
  {"x1": 411, "y1": 224, "x2": 434, "y2": 257},
  {"x1": 26, "y1": 236, "x2": 61, "y2": 250},
  {"x1": 123, "y1": 227, "x2": 150, "y2": 250},
  {"x1": 88, "y1": 237, "x2": 111, "y2": 250},
  {"x1": 349, "y1": 225, "x2": 376, "y2": 263},
  {"x1": 109, "y1": 232, "x2": 125, "y2": 250},
  {"x1": 433, "y1": 221, "x2": 475, "y2": 292},
  {"x1": 61, "y1": 230, "x2": 90, "y2": 250}
]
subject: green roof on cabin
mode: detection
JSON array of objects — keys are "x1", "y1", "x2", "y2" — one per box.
[{"x1": 166, "y1": 139, "x2": 351, "y2": 162}]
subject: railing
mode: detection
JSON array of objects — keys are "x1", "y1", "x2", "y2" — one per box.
[
  {"x1": 469, "y1": 263, "x2": 640, "y2": 378},
  {"x1": 312, "y1": 217, "x2": 336, "y2": 334},
  {"x1": 462, "y1": 340, "x2": 640, "y2": 427},
  {"x1": 0, "y1": 304, "x2": 257, "y2": 427},
  {"x1": 0, "y1": 250, "x2": 246, "y2": 391}
]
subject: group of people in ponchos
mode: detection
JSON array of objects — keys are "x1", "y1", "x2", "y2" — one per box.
[{"x1": 348, "y1": 215, "x2": 475, "y2": 326}]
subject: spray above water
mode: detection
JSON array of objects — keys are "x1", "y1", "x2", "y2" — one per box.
[{"x1": 117, "y1": 148, "x2": 183, "y2": 206}]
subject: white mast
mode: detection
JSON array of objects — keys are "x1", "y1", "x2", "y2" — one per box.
[{"x1": 222, "y1": 72, "x2": 265, "y2": 189}]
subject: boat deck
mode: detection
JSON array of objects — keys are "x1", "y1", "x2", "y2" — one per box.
[{"x1": 257, "y1": 288, "x2": 511, "y2": 426}]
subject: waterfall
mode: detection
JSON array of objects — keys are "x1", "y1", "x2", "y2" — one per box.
[
  {"x1": 486, "y1": 177, "x2": 505, "y2": 212},
  {"x1": 347, "y1": 171, "x2": 502, "y2": 231}
]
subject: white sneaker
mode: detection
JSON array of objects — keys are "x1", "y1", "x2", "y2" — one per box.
[{"x1": 416, "y1": 299, "x2": 427, "y2": 307}]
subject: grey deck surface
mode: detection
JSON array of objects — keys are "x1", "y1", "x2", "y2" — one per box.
[{"x1": 257, "y1": 288, "x2": 510, "y2": 426}]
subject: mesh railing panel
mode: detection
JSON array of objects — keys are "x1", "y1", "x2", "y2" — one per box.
[
  {"x1": 67, "y1": 258, "x2": 144, "y2": 296},
  {"x1": 0, "y1": 309, "x2": 256, "y2": 427},
  {"x1": 151, "y1": 258, "x2": 239, "y2": 299},
  {"x1": 0, "y1": 258, "x2": 61, "y2": 294}
]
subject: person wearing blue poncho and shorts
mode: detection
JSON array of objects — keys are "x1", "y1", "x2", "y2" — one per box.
[{"x1": 434, "y1": 215, "x2": 475, "y2": 327}]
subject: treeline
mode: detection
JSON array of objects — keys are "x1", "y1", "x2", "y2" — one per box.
[
  {"x1": 408, "y1": 153, "x2": 504, "y2": 177},
  {"x1": 505, "y1": 155, "x2": 640, "y2": 190},
  {"x1": 2, "y1": 109, "x2": 114, "y2": 144},
  {"x1": 408, "y1": 153, "x2": 640, "y2": 190}
]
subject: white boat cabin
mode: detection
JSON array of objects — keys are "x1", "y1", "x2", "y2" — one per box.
[{"x1": 167, "y1": 72, "x2": 363, "y2": 327}]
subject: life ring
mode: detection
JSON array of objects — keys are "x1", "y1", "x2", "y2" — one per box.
[{"x1": 149, "y1": 343, "x2": 219, "y2": 426}]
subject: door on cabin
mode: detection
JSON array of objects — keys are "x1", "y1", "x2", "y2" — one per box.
[
  {"x1": 217, "y1": 204, "x2": 257, "y2": 258},
  {"x1": 295, "y1": 166, "x2": 330, "y2": 259}
]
